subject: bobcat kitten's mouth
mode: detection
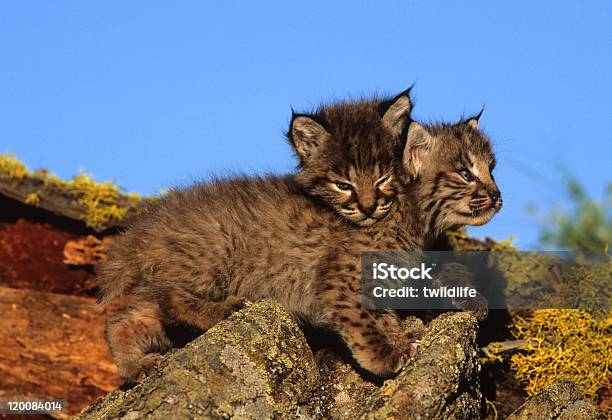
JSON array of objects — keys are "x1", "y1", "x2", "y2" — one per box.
[
  {"x1": 344, "y1": 214, "x2": 382, "y2": 227},
  {"x1": 357, "y1": 216, "x2": 379, "y2": 227},
  {"x1": 471, "y1": 201, "x2": 502, "y2": 216},
  {"x1": 352, "y1": 206, "x2": 393, "y2": 226},
  {"x1": 340, "y1": 202, "x2": 393, "y2": 226},
  {"x1": 463, "y1": 198, "x2": 502, "y2": 226}
]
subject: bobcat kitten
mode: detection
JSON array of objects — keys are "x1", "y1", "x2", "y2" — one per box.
[{"x1": 99, "y1": 91, "x2": 414, "y2": 381}]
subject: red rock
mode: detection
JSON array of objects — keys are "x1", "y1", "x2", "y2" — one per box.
[
  {"x1": 0, "y1": 286, "x2": 120, "y2": 415},
  {"x1": 0, "y1": 218, "x2": 98, "y2": 295}
]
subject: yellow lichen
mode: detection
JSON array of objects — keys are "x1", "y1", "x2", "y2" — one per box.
[
  {"x1": 485, "y1": 248, "x2": 611, "y2": 408},
  {"x1": 0, "y1": 153, "x2": 143, "y2": 230},
  {"x1": 25, "y1": 193, "x2": 40, "y2": 206},
  {"x1": 0, "y1": 154, "x2": 30, "y2": 179},
  {"x1": 446, "y1": 227, "x2": 469, "y2": 240},
  {"x1": 480, "y1": 341, "x2": 505, "y2": 365},
  {"x1": 66, "y1": 173, "x2": 141, "y2": 229},
  {"x1": 490, "y1": 236, "x2": 518, "y2": 252},
  {"x1": 543, "y1": 260, "x2": 612, "y2": 319},
  {"x1": 444, "y1": 228, "x2": 491, "y2": 251},
  {"x1": 510, "y1": 309, "x2": 611, "y2": 400}
]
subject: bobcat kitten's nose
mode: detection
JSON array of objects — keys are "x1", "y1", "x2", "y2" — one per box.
[
  {"x1": 487, "y1": 189, "x2": 501, "y2": 202},
  {"x1": 359, "y1": 202, "x2": 377, "y2": 216}
]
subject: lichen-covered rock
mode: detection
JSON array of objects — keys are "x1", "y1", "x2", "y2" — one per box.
[
  {"x1": 507, "y1": 378, "x2": 601, "y2": 420},
  {"x1": 303, "y1": 348, "x2": 380, "y2": 419},
  {"x1": 80, "y1": 304, "x2": 481, "y2": 419},
  {"x1": 0, "y1": 153, "x2": 146, "y2": 231},
  {"x1": 302, "y1": 313, "x2": 481, "y2": 419},
  {"x1": 78, "y1": 299, "x2": 320, "y2": 419},
  {"x1": 360, "y1": 312, "x2": 481, "y2": 419}
]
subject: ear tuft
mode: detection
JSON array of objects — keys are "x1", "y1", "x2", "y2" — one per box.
[
  {"x1": 403, "y1": 122, "x2": 432, "y2": 179},
  {"x1": 466, "y1": 106, "x2": 484, "y2": 130},
  {"x1": 289, "y1": 115, "x2": 331, "y2": 164},
  {"x1": 380, "y1": 87, "x2": 414, "y2": 137}
]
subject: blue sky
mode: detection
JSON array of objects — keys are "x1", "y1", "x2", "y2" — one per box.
[{"x1": 1, "y1": 1, "x2": 611, "y2": 248}]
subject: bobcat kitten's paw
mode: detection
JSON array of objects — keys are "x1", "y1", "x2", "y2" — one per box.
[
  {"x1": 393, "y1": 339, "x2": 421, "y2": 373},
  {"x1": 453, "y1": 293, "x2": 488, "y2": 321},
  {"x1": 390, "y1": 326, "x2": 425, "y2": 373},
  {"x1": 224, "y1": 295, "x2": 252, "y2": 314},
  {"x1": 118, "y1": 352, "x2": 164, "y2": 383}
]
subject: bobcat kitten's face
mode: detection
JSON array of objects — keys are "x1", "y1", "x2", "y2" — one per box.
[
  {"x1": 289, "y1": 92, "x2": 412, "y2": 226},
  {"x1": 325, "y1": 163, "x2": 395, "y2": 227},
  {"x1": 403, "y1": 114, "x2": 502, "y2": 230}
]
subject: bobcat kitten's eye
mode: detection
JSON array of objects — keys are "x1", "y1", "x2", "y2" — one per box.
[
  {"x1": 335, "y1": 182, "x2": 353, "y2": 191},
  {"x1": 375, "y1": 175, "x2": 391, "y2": 187},
  {"x1": 458, "y1": 168, "x2": 473, "y2": 181}
]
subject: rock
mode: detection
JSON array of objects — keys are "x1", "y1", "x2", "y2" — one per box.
[
  {"x1": 507, "y1": 378, "x2": 601, "y2": 420},
  {"x1": 304, "y1": 348, "x2": 380, "y2": 419},
  {"x1": 78, "y1": 299, "x2": 320, "y2": 419},
  {"x1": 0, "y1": 154, "x2": 146, "y2": 232},
  {"x1": 360, "y1": 312, "x2": 481, "y2": 419},
  {"x1": 301, "y1": 313, "x2": 481, "y2": 420},
  {"x1": 0, "y1": 286, "x2": 120, "y2": 415},
  {"x1": 0, "y1": 217, "x2": 99, "y2": 295},
  {"x1": 81, "y1": 307, "x2": 481, "y2": 419}
]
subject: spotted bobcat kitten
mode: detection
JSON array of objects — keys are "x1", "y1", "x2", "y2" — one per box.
[{"x1": 98, "y1": 91, "x2": 415, "y2": 382}]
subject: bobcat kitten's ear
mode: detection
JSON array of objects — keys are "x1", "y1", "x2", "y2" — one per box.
[
  {"x1": 289, "y1": 114, "x2": 331, "y2": 164},
  {"x1": 403, "y1": 122, "x2": 432, "y2": 179},
  {"x1": 465, "y1": 107, "x2": 484, "y2": 130},
  {"x1": 380, "y1": 87, "x2": 413, "y2": 138}
]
